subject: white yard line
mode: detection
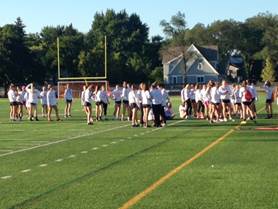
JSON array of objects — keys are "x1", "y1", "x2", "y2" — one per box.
[
  {"x1": 39, "y1": 164, "x2": 48, "y2": 167},
  {"x1": 1, "y1": 175, "x2": 12, "y2": 180},
  {"x1": 21, "y1": 169, "x2": 31, "y2": 173},
  {"x1": 55, "y1": 159, "x2": 63, "y2": 162},
  {"x1": 0, "y1": 149, "x2": 13, "y2": 152},
  {"x1": 0, "y1": 124, "x2": 130, "y2": 158},
  {"x1": 81, "y1": 151, "x2": 88, "y2": 154}
]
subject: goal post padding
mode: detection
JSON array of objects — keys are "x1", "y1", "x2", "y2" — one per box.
[{"x1": 57, "y1": 80, "x2": 110, "y2": 99}]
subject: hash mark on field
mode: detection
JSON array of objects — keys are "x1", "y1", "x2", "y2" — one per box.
[
  {"x1": 102, "y1": 144, "x2": 108, "y2": 147},
  {"x1": 68, "y1": 154, "x2": 76, "y2": 158},
  {"x1": 55, "y1": 159, "x2": 63, "y2": 162},
  {"x1": 1, "y1": 175, "x2": 12, "y2": 180},
  {"x1": 81, "y1": 151, "x2": 88, "y2": 154},
  {"x1": 39, "y1": 164, "x2": 48, "y2": 167},
  {"x1": 21, "y1": 169, "x2": 31, "y2": 173},
  {"x1": 111, "y1": 141, "x2": 117, "y2": 144},
  {"x1": 92, "y1": 147, "x2": 99, "y2": 150},
  {"x1": 119, "y1": 139, "x2": 125, "y2": 142}
]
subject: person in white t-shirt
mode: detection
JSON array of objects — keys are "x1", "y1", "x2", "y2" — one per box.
[
  {"x1": 64, "y1": 84, "x2": 73, "y2": 118},
  {"x1": 195, "y1": 84, "x2": 204, "y2": 119},
  {"x1": 100, "y1": 85, "x2": 109, "y2": 120},
  {"x1": 40, "y1": 86, "x2": 48, "y2": 118},
  {"x1": 208, "y1": 81, "x2": 220, "y2": 123},
  {"x1": 232, "y1": 84, "x2": 242, "y2": 119},
  {"x1": 219, "y1": 80, "x2": 233, "y2": 122},
  {"x1": 94, "y1": 85, "x2": 102, "y2": 121},
  {"x1": 26, "y1": 83, "x2": 40, "y2": 121},
  {"x1": 8, "y1": 84, "x2": 18, "y2": 121},
  {"x1": 121, "y1": 81, "x2": 130, "y2": 121},
  {"x1": 46, "y1": 84, "x2": 61, "y2": 122},
  {"x1": 263, "y1": 80, "x2": 275, "y2": 119},
  {"x1": 141, "y1": 83, "x2": 152, "y2": 128},
  {"x1": 112, "y1": 85, "x2": 122, "y2": 120},
  {"x1": 239, "y1": 81, "x2": 255, "y2": 124},
  {"x1": 181, "y1": 84, "x2": 190, "y2": 119},
  {"x1": 150, "y1": 82, "x2": 163, "y2": 127},
  {"x1": 81, "y1": 85, "x2": 87, "y2": 113},
  {"x1": 128, "y1": 84, "x2": 139, "y2": 127},
  {"x1": 84, "y1": 85, "x2": 94, "y2": 125},
  {"x1": 158, "y1": 83, "x2": 169, "y2": 126},
  {"x1": 16, "y1": 86, "x2": 25, "y2": 120}
]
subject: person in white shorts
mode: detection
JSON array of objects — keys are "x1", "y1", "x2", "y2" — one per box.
[
  {"x1": 84, "y1": 85, "x2": 94, "y2": 125},
  {"x1": 128, "y1": 84, "x2": 139, "y2": 127}
]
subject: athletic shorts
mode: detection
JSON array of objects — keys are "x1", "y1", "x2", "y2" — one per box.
[
  {"x1": 10, "y1": 102, "x2": 18, "y2": 106},
  {"x1": 115, "y1": 101, "x2": 121, "y2": 105},
  {"x1": 66, "y1": 99, "x2": 72, "y2": 103},
  {"x1": 235, "y1": 103, "x2": 241, "y2": 106},
  {"x1": 222, "y1": 99, "x2": 231, "y2": 104},
  {"x1": 123, "y1": 100, "x2": 129, "y2": 105},
  {"x1": 142, "y1": 104, "x2": 151, "y2": 108},
  {"x1": 17, "y1": 102, "x2": 23, "y2": 106},
  {"x1": 129, "y1": 103, "x2": 138, "y2": 109},
  {"x1": 84, "y1": 102, "x2": 92, "y2": 107},
  {"x1": 95, "y1": 101, "x2": 103, "y2": 106},
  {"x1": 31, "y1": 103, "x2": 37, "y2": 106},
  {"x1": 243, "y1": 101, "x2": 251, "y2": 106},
  {"x1": 191, "y1": 99, "x2": 196, "y2": 104},
  {"x1": 266, "y1": 99, "x2": 273, "y2": 104},
  {"x1": 212, "y1": 102, "x2": 220, "y2": 106}
]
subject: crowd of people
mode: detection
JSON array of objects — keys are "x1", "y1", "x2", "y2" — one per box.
[
  {"x1": 179, "y1": 80, "x2": 277, "y2": 124},
  {"x1": 6, "y1": 80, "x2": 277, "y2": 126}
]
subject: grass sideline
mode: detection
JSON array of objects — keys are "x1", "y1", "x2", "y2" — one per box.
[{"x1": 0, "y1": 96, "x2": 277, "y2": 209}]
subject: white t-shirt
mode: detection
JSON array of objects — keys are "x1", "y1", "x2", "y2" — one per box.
[
  {"x1": 27, "y1": 89, "x2": 40, "y2": 104},
  {"x1": 81, "y1": 90, "x2": 85, "y2": 105},
  {"x1": 218, "y1": 85, "x2": 232, "y2": 100},
  {"x1": 248, "y1": 85, "x2": 257, "y2": 99},
  {"x1": 160, "y1": 88, "x2": 168, "y2": 106},
  {"x1": 264, "y1": 85, "x2": 274, "y2": 100},
  {"x1": 181, "y1": 88, "x2": 189, "y2": 102},
  {"x1": 84, "y1": 89, "x2": 93, "y2": 104},
  {"x1": 189, "y1": 89, "x2": 195, "y2": 100},
  {"x1": 8, "y1": 89, "x2": 16, "y2": 103},
  {"x1": 210, "y1": 87, "x2": 221, "y2": 104},
  {"x1": 195, "y1": 89, "x2": 203, "y2": 102},
  {"x1": 141, "y1": 90, "x2": 152, "y2": 105},
  {"x1": 47, "y1": 90, "x2": 57, "y2": 106},
  {"x1": 100, "y1": 90, "x2": 109, "y2": 104},
  {"x1": 40, "y1": 91, "x2": 47, "y2": 105},
  {"x1": 128, "y1": 90, "x2": 137, "y2": 104}
]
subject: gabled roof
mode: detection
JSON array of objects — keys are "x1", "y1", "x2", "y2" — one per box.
[{"x1": 194, "y1": 45, "x2": 218, "y2": 61}]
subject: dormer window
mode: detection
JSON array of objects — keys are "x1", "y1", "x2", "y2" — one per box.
[{"x1": 198, "y1": 63, "x2": 203, "y2": 70}]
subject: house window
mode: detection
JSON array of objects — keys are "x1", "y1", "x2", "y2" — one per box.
[
  {"x1": 197, "y1": 76, "x2": 204, "y2": 83},
  {"x1": 198, "y1": 63, "x2": 203, "y2": 70},
  {"x1": 172, "y1": 76, "x2": 177, "y2": 84}
]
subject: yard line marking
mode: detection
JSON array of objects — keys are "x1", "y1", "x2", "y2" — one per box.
[
  {"x1": 0, "y1": 124, "x2": 130, "y2": 158},
  {"x1": 92, "y1": 147, "x2": 99, "y2": 150},
  {"x1": 119, "y1": 125, "x2": 238, "y2": 209},
  {"x1": 133, "y1": 134, "x2": 138, "y2": 137},
  {"x1": 0, "y1": 149, "x2": 13, "y2": 152},
  {"x1": 81, "y1": 151, "x2": 88, "y2": 154},
  {"x1": 39, "y1": 164, "x2": 48, "y2": 167},
  {"x1": 21, "y1": 169, "x2": 31, "y2": 173},
  {"x1": 55, "y1": 159, "x2": 63, "y2": 162},
  {"x1": 1, "y1": 176, "x2": 12, "y2": 180},
  {"x1": 119, "y1": 139, "x2": 125, "y2": 142},
  {"x1": 68, "y1": 154, "x2": 76, "y2": 158},
  {"x1": 111, "y1": 141, "x2": 117, "y2": 144},
  {"x1": 102, "y1": 144, "x2": 108, "y2": 147}
]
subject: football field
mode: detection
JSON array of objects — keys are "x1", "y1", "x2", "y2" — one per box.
[{"x1": 0, "y1": 96, "x2": 278, "y2": 209}]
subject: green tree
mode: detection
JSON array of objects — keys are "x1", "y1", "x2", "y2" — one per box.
[{"x1": 261, "y1": 56, "x2": 276, "y2": 82}]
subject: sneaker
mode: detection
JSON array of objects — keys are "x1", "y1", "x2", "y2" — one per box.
[{"x1": 240, "y1": 121, "x2": 247, "y2": 125}]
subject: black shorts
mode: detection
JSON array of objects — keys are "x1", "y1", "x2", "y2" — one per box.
[
  {"x1": 243, "y1": 101, "x2": 251, "y2": 106},
  {"x1": 115, "y1": 101, "x2": 121, "y2": 105},
  {"x1": 212, "y1": 102, "x2": 220, "y2": 106},
  {"x1": 123, "y1": 100, "x2": 129, "y2": 105},
  {"x1": 10, "y1": 102, "x2": 18, "y2": 106},
  {"x1": 266, "y1": 99, "x2": 273, "y2": 104},
  {"x1": 31, "y1": 103, "x2": 37, "y2": 106},
  {"x1": 142, "y1": 104, "x2": 151, "y2": 108},
  {"x1": 17, "y1": 102, "x2": 23, "y2": 106},
  {"x1": 95, "y1": 101, "x2": 103, "y2": 106},
  {"x1": 66, "y1": 99, "x2": 72, "y2": 103},
  {"x1": 84, "y1": 102, "x2": 92, "y2": 107},
  {"x1": 191, "y1": 99, "x2": 196, "y2": 104},
  {"x1": 235, "y1": 103, "x2": 241, "y2": 106},
  {"x1": 222, "y1": 99, "x2": 231, "y2": 104},
  {"x1": 129, "y1": 103, "x2": 138, "y2": 109}
]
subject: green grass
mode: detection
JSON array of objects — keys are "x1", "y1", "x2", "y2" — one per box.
[{"x1": 0, "y1": 95, "x2": 277, "y2": 209}]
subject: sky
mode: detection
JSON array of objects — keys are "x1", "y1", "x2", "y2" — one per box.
[{"x1": 0, "y1": 0, "x2": 277, "y2": 37}]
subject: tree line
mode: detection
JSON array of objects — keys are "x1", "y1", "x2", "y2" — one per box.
[{"x1": 0, "y1": 10, "x2": 277, "y2": 92}]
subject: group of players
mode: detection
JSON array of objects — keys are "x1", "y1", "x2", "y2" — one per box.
[
  {"x1": 81, "y1": 81, "x2": 169, "y2": 127},
  {"x1": 179, "y1": 80, "x2": 276, "y2": 124},
  {"x1": 6, "y1": 79, "x2": 276, "y2": 126}
]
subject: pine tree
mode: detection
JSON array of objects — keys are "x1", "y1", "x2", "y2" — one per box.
[{"x1": 261, "y1": 56, "x2": 276, "y2": 82}]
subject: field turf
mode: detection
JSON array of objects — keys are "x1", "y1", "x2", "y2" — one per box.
[{"x1": 0, "y1": 96, "x2": 278, "y2": 209}]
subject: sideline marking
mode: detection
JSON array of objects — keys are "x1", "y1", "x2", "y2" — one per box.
[
  {"x1": 55, "y1": 159, "x2": 63, "y2": 162},
  {"x1": 1, "y1": 175, "x2": 12, "y2": 180},
  {"x1": 21, "y1": 169, "x2": 31, "y2": 173},
  {"x1": 119, "y1": 126, "x2": 237, "y2": 209},
  {"x1": 0, "y1": 124, "x2": 130, "y2": 158},
  {"x1": 39, "y1": 164, "x2": 48, "y2": 167},
  {"x1": 92, "y1": 147, "x2": 99, "y2": 150},
  {"x1": 68, "y1": 154, "x2": 76, "y2": 158},
  {"x1": 102, "y1": 144, "x2": 108, "y2": 147},
  {"x1": 81, "y1": 151, "x2": 88, "y2": 154}
]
